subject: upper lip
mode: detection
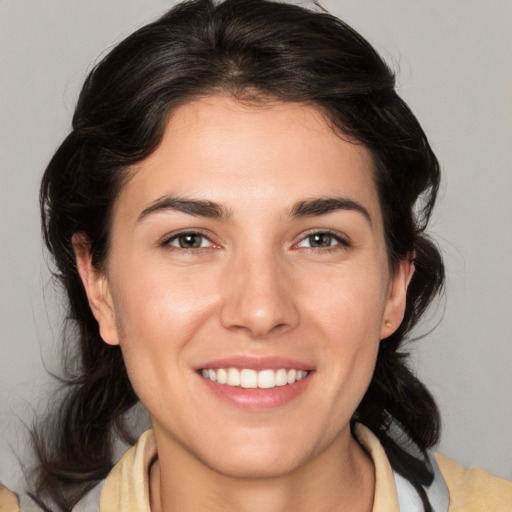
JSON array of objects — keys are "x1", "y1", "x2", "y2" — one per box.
[{"x1": 195, "y1": 355, "x2": 314, "y2": 372}]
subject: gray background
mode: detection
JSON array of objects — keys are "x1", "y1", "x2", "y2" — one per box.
[{"x1": 1, "y1": 0, "x2": 511, "y2": 491}]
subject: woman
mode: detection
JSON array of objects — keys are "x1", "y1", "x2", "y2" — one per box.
[{"x1": 2, "y1": 0, "x2": 511, "y2": 511}]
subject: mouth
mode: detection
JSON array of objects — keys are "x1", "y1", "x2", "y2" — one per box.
[
  {"x1": 200, "y1": 367, "x2": 309, "y2": 389},
  {"x1": 196, "y1": 358, "x2": 314, "y2": 411}
]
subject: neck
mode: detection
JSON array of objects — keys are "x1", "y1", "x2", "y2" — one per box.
[{"x1": 149, "y1": 429, "x2": 375, "y2": 512}]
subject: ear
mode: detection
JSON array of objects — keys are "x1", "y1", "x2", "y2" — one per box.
[
  {"x1": 380, "y1": 253, "x2": 415, "y2": 339},
  {"x1": 72, "y1": 233, "x2": 120, "y2": 346}
]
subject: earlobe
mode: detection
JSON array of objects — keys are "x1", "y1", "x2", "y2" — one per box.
[
  {"x1": 72, "y1": 233, "x2": 120, "y2": 346},
  {"x1": 380, "y1": 254, "x2": 415, "y2": 339}
]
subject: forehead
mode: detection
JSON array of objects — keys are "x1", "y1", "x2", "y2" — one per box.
[{"x1": 116, "y1": 95, "x2": 381, "y2": 223}]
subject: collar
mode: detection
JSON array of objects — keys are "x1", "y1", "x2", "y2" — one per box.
[{"x1": 97, "y1": 425, "x2": 447, "y2": 512}]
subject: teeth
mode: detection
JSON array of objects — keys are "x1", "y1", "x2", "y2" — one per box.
[
  {"x1": 275, "y1": 368, "x2": 288, "y2": 386},
  {"x1": 240, "y1": 369, "x2": 258, "y2": 388},
  {"x1": 258, "y1": 369, "x2": 275, "y2": 389},
  {"x1": 200, "y1": 368, "x2": 309, "y2": 389},
  {"x1": 227, "y1": 368, "x2": 240, "y2": 386},
  {"x1": 217, "y1": 368, "x2": 227, "y2": 384}
]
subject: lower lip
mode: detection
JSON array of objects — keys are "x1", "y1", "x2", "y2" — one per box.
[{"x1": 198, "y1": 373, "x2": 313, "y2": 411}]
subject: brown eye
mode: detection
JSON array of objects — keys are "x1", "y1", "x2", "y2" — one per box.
[
  {"x1": 308, "y1": 233, "x2": 333, "y2": 247},
  {"x1": 296, "y1": 231, "x2": 349, "y2": 250},
  {"x1": 178, "y1": 234, "x2": 202, "y2": 248},
  {"x1": 164, "y1": 232, "x2": 212, "y2": 249}
]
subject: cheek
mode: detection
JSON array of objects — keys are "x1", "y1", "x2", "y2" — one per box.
[
  {"x1": 107, "y1": 264, "x2": 219, "y2": 387},
  {"x1": 111, "y1": 261, "x2": 217, "y2": 335},
  {"x1": 302, "y1": 263, "x2": 388, "y2": 394},
  {"x1": 304, "y1": 263, "x2": 389, "y2": 337}
]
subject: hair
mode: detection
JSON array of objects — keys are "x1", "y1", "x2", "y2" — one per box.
[{"x1": 32, "y1": 0, "x2": 444, "y2": 510}]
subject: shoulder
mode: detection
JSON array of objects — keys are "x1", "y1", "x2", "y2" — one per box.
[
  {"x1": 98, "y1": 429, "x2": 156, "y2": 512},
  {"x1": 72, "y1": 429, "x2": 155, "y2": 512},
  {"x1": 436, "y1": 454, "x2": 512, "y2": 511},
  {"x1": 5, "y1": 430, "x2": 155, "y2": 512},
  {"x1": 0, "y1": 484, "x2": 19, "y2": 512},
  {"x1": 1, "y1": 482, "x2": 105, "y2": 512}
]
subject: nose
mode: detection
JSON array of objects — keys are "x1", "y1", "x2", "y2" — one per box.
[{"x1": 219, "y1": 250, "x2": 300, "y2": 338}]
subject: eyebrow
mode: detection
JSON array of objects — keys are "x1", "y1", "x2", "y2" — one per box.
[
  {"x1": 290, "y1": 197, "x2": 372, "y2": 225},
  {"x1": 138, "y1": 195, "x2": 231, "y2": 222},
  {"x1": 137, "y1": 194, "x2": 371, "y2": 225}
]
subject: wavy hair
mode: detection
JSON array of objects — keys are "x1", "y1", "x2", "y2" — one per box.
[{"x1": 32, "y1": 0, "x2": 444, "y2": 510}]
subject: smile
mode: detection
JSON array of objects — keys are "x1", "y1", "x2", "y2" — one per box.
[{"x1": 200, "y1": 368, "x2": 309, "y2": 389}]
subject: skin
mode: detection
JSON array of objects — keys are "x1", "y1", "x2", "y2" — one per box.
[{"x1": 75, "y1": 95, "x2": 414, "y2": 512}]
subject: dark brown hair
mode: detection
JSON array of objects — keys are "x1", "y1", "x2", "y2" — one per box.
[{"x1": 33, "y1": 0, "x2": 444, "y2": 510}]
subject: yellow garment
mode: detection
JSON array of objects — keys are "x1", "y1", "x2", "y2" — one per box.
[
  {"x1": 101, "y1": 425, "x2": 402, "y2": 511},
  {"x1": 0, "y1": 484, "x2": 20, "y2": 512},
  {"x1": 100, "y1": 429, "x2": 155, "y2": 512},
  {"x1": 435, "y1": 453, "x2": 512, "y2": 512},
  {"x1": 101, "y1": 426, "x2": 404, "y2": 511},
  {"x1": 2, "y1": 427, "x2": 511, "y2": 511}
]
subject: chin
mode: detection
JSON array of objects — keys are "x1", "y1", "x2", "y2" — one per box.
[
  {"x1": 190, "y1": 427, "x2": 321, "y2": 479},
  {"x1": 202, "y1": 448, "x2": 307, "y2": 479}
]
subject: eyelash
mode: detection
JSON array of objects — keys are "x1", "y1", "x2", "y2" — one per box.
[
  {"x1": 160, "y1": 230, "x2": 350, "y2": 252},
  {"x1": 294, "y1": 230, "x2": 350, "y2": 251},
  {"x1": 160, "y1": 231, "x2": 216, "y2": 250}
]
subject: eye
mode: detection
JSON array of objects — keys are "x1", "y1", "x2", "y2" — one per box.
[
  {"x1": 296, "y1": 231, "x2": 349, "y2": 249},
  {"x1": 163, "y1": 232, "x2": 214, "y2": 249}
]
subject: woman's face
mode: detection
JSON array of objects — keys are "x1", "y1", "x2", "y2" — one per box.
[{"x1": 77, "y1": 95, "x2": 412, "y2": 478}]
